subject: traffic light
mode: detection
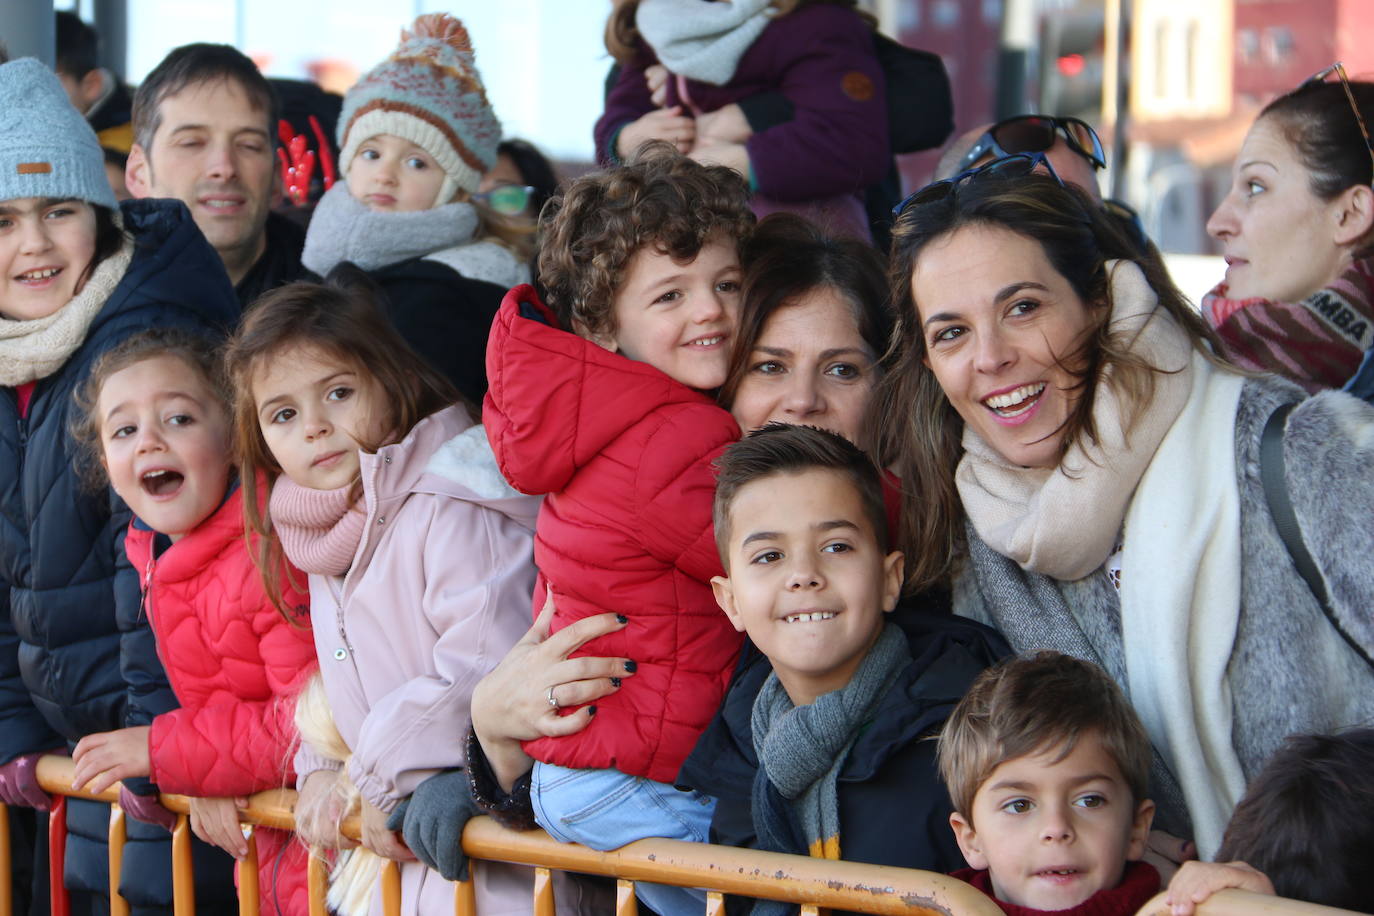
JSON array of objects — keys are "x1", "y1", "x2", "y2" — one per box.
[{"x1": 1039, "y1": 5, "x2": 1105, "y2": 121}]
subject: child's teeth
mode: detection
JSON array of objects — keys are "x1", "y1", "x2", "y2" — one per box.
[
  {"x1": 20, "y1": 268, "x2": 59, "y2": 280},
  {"x1": 784, "y1": 611, "x2": 836, "y2": 623}
]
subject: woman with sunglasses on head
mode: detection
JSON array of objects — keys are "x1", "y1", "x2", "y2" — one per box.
[
  {"x1": 873, "y1": 157, "x2": 1374, "y2": 863},
  {"x1": 1204, "y1": 66, "x2": 1374, "y2": 392}
]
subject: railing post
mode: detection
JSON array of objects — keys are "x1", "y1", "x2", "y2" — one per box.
[
  {"x1": 453, "y1": 867, "x2": 476, "y2": 916},
  {"x1": 615, "y1": 878, "x2": 638, "y2": 916},
  {"x1": 238, "y1": 826, "x2": 259, "y2": 916},
  {"x1": 307, "y1": 848, "x2": 329, "y2": 916},
  {"x1": 48, "y1": 795, "x2": 69, "y2": 916},
  {"x1": 107, "y1": 803, "x2": 130, "y2": 916},
  {"x1": 0, "y1": 802, "x2": 11, "y2": 916},
  {"x1": 532, "y1": 866, "x2": 555, "y2": 916},
  {"x1": 171, "y1": 813, "x2": 196, "y2": 915},
  {"x1": 705, "y1": 891, "x2": 726, "y2": 916},
  {"x1": 381, "y1": 860, "x2": 401, "y2": 916}
]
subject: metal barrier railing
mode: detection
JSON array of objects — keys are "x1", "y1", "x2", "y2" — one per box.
[{"x1": 0, "y1": 754, "x2": 1357, "y2": 916}]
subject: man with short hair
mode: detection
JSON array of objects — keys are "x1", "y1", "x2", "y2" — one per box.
[
  {"x1": 127, "y1": 43, "x2": 306, "y2": 307},
  {"x1": 55, "y1": 12, "x2": 133, "y2": 155}
]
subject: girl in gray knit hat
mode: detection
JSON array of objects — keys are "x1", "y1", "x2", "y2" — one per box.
[{"x1": 0, "y1": 56, "x2": 240, "y2": 914}]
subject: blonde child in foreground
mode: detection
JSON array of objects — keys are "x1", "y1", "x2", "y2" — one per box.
[
  {"x1": 68, "y1": 329, "x2": 317, "y2": 913},
  {"x1": 937, "y1": 651, "x2": 1159, "y2": 916}
]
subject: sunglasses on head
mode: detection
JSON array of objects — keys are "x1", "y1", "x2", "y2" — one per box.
[
  {"x1": 892, "y1": 152, "x2": 1065, "y2": 220},
  {"x1": 957, "y1": 115, "x2": 1107, "y2": 174},
  {"x1": 472, "y1": 183, "x2": 538, "y2": 216},
  {"x1": 1299, "y1": 62, "x2": 1374, "y2": 185}
]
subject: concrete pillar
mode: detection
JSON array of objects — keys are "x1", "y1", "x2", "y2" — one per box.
[
  {"x1": 0, "y1": 0, "x2": 57, "y2": 67},
  {"x1": 92, "y1": 0, "x2": 127, "y2": 79}
]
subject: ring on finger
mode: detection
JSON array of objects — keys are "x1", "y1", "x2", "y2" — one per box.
[{"x1": 547, "y1": 684, "x2": 560, "y2": 710}]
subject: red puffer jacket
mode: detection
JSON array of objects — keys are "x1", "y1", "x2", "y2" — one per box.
[
  {"x1": 125, "y1": 484, "x2": 317, "y2": 916},
  {"x1": 485, "y1": 285, "x2": 744, "y2": 784}
]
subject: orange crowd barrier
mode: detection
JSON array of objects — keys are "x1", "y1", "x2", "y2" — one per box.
[{"x1": 0, "y1": 754, "x2": 1355, "y2": 916}]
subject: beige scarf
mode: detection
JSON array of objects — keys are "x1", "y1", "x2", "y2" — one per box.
[
  {"x1": 956, "y1": 260, "x2": 1194, "y2": 581},
  {"x1": 0, "y1": 233, "x2": 135, "y2": 386}
]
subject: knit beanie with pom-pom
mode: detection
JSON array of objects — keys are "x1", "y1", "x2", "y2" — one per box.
[{"x1": 337, "y1": 14, "x2": 501, "y2": 206}]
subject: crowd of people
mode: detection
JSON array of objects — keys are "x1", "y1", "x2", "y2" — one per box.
[{"x1": 0, "y1": 2, "x2": 1371, "y2": 916}]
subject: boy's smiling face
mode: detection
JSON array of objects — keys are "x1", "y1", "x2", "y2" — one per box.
[
  {"x1": 590, "y1": 235, "x2": 740, "y2": 391},
  {"x1": 949, "y1": 733, "x2": 1155, "y2": 911},
  {"x1": 711, "y1": 467, "x2": 903, "y2": 706}
]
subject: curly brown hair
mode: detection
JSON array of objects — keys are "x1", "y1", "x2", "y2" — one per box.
[{"x1": 536, "y1": 141, "x2": 755, "y2": 340}]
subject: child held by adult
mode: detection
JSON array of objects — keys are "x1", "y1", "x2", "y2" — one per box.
[
  {"x1": 481, "y1": 144, "x2": 753, "y2": 914},
  {"x1": 301, "y1": 14, "x2": 527, "y2": 405},
  {"x1": 69, "y1": 330, "x2": 318, "y2": 915},
  {"x1": 938, "y1": 652, "x2": 1160, "y2": 916},
  {"x1": 228, "y1": 270, "x2": 536, "y2": 915},
  {"x1": 0, "y1": 57, "x2": 239, "y2": 911}
]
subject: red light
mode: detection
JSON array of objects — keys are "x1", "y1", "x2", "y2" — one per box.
[{"x1": 1057, "y1": 53, "x2": 1086, "y2": 77}]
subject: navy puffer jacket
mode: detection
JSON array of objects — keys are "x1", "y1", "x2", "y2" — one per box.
[{"x1": 0, "y1": 198, "x2": 239, "y2": 910}]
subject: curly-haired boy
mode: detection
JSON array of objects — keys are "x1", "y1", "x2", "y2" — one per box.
[{"x1": 482, "y1": 142, "x2": 754, "y2": 915}]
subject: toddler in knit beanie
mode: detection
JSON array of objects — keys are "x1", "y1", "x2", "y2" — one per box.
[
  {"x1": 301, "y1": 13, "x2": 529, "y2": 293},
  {"x1": 337, "y1": 14, "x2": 501, "y2": 212}
]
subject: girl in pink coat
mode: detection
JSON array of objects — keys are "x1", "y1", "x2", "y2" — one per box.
[
  {"x1": 227, "y1": 273, "x2": 538, "y2": 916},
  {"x1": 67, "y1": 329, "x2": 318, "y2": 915}
]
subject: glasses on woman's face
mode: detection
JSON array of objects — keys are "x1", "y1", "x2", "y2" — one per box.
[
  {"x1": 1300, "y1": 62, "x2": 1374, "y2": 184},
  {"x1": 892, "y1": 152, "x2": 1065, "y2": 220},
  {"x1": 472, "y1": 183, "x2": 537, "y2": 216},
  {"x1": 957, "y1": 115, "x2": 1107, "y2": 174}
]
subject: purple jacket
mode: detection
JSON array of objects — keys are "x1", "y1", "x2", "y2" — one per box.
[{"x1": 595, "y1": 3, "x2": 889, "y2": 203}]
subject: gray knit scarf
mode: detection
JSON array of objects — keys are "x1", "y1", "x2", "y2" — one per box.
[
  {"x1": 635, "y1": 0, "x2": 774, "y2": 86},
  {"x1": 750, "y1": 623, "x2": 908, "y2": 869}
]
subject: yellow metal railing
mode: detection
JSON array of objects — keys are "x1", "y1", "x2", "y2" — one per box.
[{"x1": 0, "y1": 754, "x2": 1358, "y2": 916}]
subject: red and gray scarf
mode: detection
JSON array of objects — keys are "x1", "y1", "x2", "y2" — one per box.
[{"x1": 1201, "y1": 255, "x2": 1374, "y2": 393}]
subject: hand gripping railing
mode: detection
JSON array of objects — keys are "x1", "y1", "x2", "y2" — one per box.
[{"x1": 0, "y1": 754, "x2": 1360, "y2": 916}]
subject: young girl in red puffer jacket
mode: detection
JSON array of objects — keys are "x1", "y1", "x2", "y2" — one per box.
[{"x1": 68, "y1": 329, "x2": 317, "y2": 916}]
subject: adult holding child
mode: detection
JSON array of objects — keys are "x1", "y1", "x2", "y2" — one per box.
[
  {"x1": 399, "y1": 210, "x2": 1002, "y2": 890},
  {"x1": 595, "y1": 0, "x2": 889, "y2": 241},
  {"x1": 1203, "y1": 64, "x2": 1374, "y2": 392},
  {"x1": 872, "y1": 155, "x2": 1374, "y2": 859},
  {"x1": 0, "y1": 58, "x2": 239, "y2": 912}
]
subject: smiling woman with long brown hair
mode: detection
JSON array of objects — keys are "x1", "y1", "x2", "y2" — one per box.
[{"x1": 871, "y1": 160, "x2": 1374, "y2": 861}]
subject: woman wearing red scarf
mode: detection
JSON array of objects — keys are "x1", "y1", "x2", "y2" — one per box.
[{"x1": 1204, "y1": 66, "x2": 1374, "y2": 392}]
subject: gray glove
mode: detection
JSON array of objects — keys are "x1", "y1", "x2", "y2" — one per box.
[{"x1": 389, "y1": 768, "x2": 480, "y2": 881}]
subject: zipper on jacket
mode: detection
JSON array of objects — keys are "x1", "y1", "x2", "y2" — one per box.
[{"x1": 16, "y1": 415, "x2": 27, "y2": 455}]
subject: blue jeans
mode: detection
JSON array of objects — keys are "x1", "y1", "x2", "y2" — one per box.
[{"x1": 531, "y1": 761, "x2": 717, "y2": 916}]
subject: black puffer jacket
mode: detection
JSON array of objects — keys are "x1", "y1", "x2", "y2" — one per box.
[
  {"x1": 678, "y1": 601, "x2": 1009, "y2": 911},
  {"x1": 0, "y1": 198, "x2": 239, "y2": 912}
]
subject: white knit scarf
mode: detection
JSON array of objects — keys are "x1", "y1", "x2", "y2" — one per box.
[
  {"x1": 635, "y1": 0, "x2": 775, "y2": 86},
  {"x1": 1120, "y1": 353, "x2": 1246, "y2": 858},
  {"x1": 956, "y1": 261, "x2": 1194, "y2": 580},
  {"x1": 0, "y1": 233, "x2": 134, "y2": 386},
  {"x1": 302, "y1": 182, "x2": 479, "y2": 275}
]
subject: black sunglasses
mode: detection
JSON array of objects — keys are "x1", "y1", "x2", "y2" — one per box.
[
  {"x1": 957, "y1": 115, "x2": 1107, "y2": 174},
  {"x1": 1299, "y1": 62, "x2": 1374, "y2": 184},
  {"x1": 892, "y1": 152, "x2": 1065, "y2": 221}
]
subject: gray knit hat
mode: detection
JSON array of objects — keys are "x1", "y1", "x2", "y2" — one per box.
[
  {"x1": 337, "y1": 14, "x2": 501, "y2": 204},
  {"x1": 0, "y1": 58, "x2": 117, "y2": 209}
]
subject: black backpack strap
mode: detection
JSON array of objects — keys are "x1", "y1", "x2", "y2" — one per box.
[{"x1": 1259, "y1": 402, "x2": 1374, "y2": 669}]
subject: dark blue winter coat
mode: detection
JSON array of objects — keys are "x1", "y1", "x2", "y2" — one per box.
[
  {"x1": 677, "y1": 601, "x2": 1009, "y2": 914},
  {"x1": 0, "y1": 198, "x2": 240, "y2": 912}
]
